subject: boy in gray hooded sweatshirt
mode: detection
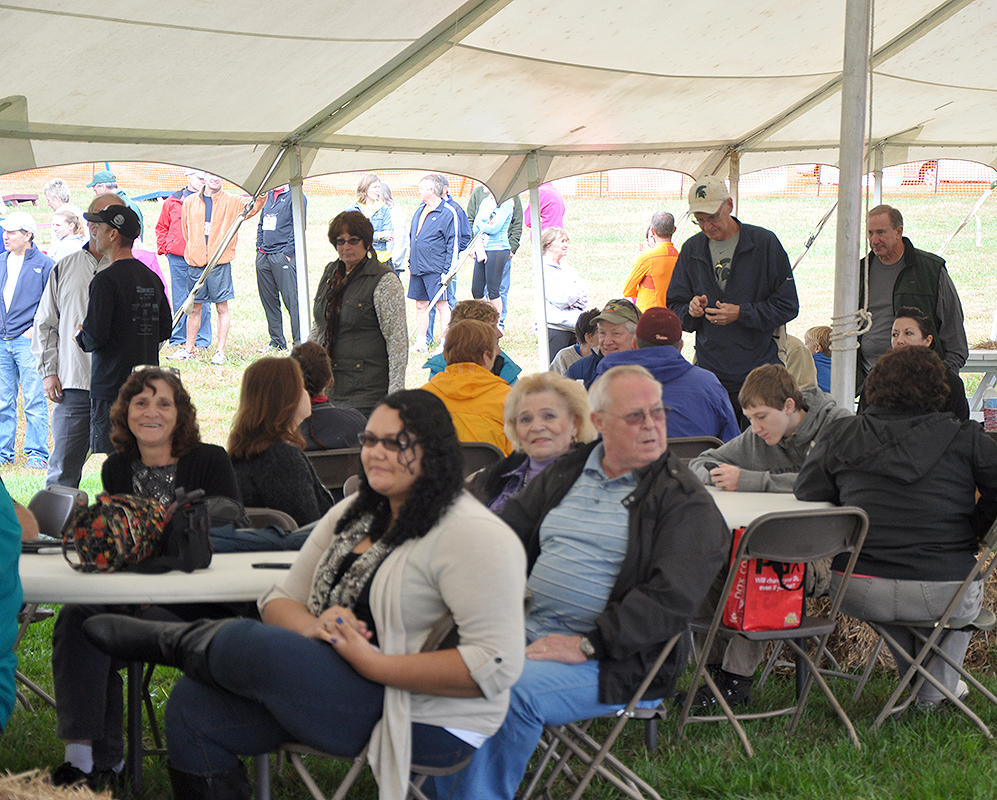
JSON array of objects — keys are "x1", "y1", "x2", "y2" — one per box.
[{"x1": 684, "y1": 364, "x2": 851, "y2": 708}]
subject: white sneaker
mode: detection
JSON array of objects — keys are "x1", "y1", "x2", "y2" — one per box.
[
  {"x1": 211, "y1": 352, "x2": 226, "y2": 365},
  {"x1": 167, "y1": 348, "x2": 194, "y2": 361}
]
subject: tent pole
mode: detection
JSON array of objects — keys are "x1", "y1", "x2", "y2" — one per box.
[
  {"x1": 288, "y1": 146, "x2": 310, "y2": 345},
  {"x1": 527, "y1": 152, "x2": 550, "y2": 370},
  {"x1": 728, "y1": 151, "x2": 740, "y2": 217},
  {"x1": 830, "y1": 0, "x2": 872, "y2": 406},
  {"x1": 873, "y1": 145, "x2": 883, "y2": 206}
]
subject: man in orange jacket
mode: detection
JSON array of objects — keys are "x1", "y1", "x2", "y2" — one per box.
[
  {"x1": 170, "y1": 175, "x2": 262, "y2": 365},
  {"x1": 622, "y1": 211, "x2": 678, "y2": 313}
]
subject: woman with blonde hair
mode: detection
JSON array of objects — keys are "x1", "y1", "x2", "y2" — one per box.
[
  {"x1": 422, "y1": 319, "x2": 513, "y2": 454},
  {"x1": 49, "y1": 204, "x2": 87, "y2": 261},
  {"x1": 349, "y1": 173, "x2": 394, "y2": 267},
  {"x1": 228, "y1": 357, "x2": 332, "y2": 525},
  {"x1": 467, "y1": 372, "x2": 597, "y2": 511},
  {"x1": 541, "y1": 227, "x2": 589, "y2": 358}
]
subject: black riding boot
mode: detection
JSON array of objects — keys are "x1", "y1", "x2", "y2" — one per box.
[
  {"x1": 82, "y1": 614, "x2": 235, "y2": 689},
  {"x1": 168, "y1": 762, "x2": 251, "y2": 800}
]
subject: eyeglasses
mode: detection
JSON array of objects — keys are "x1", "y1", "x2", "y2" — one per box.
[
  {"x1": 357, "y1": 432, "x2": 417, "y2": 452},
  {"x1": 132, "y1": 365, "x2": 181, "y2": 377},
  {"x1": 602, "y1": 406, "x2": 670, "y2": 426},
  {"x1": 692, "y1": 210, "x2": 724, "y2": 227},
  {"x1": 335, "y1": 236, "x2": 363, "y2": 247}
]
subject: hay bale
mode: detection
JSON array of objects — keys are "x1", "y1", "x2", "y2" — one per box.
[{"x1": 0, "y1": 770, "x2": 115, "y2": 800}]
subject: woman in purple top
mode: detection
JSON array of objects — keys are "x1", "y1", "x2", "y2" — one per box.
[{"x1": 466, "y1": 372, "x2": 596, "y2": 511}]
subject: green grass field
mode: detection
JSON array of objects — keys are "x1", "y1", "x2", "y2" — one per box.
[{"x1": 4, "y1": 177, "x2": 997, "y2": 797}]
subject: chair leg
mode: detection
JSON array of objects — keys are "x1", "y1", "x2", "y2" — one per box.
[
  {"x1": 253, "y1": 755, "x2": 271, "y2": 800},
  {"x1": 851, "y1": 635, "x2": 883, "y2": 703},
  {"x1": 15, "y1": 669, "x2": 56, "y2": 709}
]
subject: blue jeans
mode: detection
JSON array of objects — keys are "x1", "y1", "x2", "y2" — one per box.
[
  {"x1": 0, "y1": 335, "x2": 49, "y2": 462},
  {"x1": 46, "y1": 388, "x2": 90, "y2": 488},
  {"x1": 166, "y1": 619, "x2": 473, "y2": 775},
  {"x1": 499, "y1": 257, "x2": 511, "y2": 328},
  {"x1": 167, "y1": 253, "x2": 212, "y2": 347},
  {"x1": 430, "y1": 659, "x2": 657, "y2": 800}
]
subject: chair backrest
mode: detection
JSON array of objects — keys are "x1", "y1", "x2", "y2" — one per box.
[
  {"x1": 343, "y1": 474, "x2": 361, "y2": 497},
  {"x1": 46, "y1": 485, "x2": 88, "y2": 506},
  {"x1": 735, "y1": 506, "x2": 869, "y2": 566},
  {"x1": 460, "y1": 441, "x2": 504, "y2": 477},
  {"x1": 667, "y1": 436, "x2": 724, "y2": 462},
  {"x1": 244, "y1": 507, "x2": 298, "y2": 531},
  {"x1": 26, "y1": 488, "x2": 80, "y2": 538},
  {"x1": 305, "y1": 447, "x2": 362, "y2": 490}
]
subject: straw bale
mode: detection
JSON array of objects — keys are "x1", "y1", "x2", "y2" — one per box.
[{"x1": 0, "y1": 770, "x2": 115, "y2": 800}]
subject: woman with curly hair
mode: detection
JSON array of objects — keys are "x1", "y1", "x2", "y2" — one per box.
[
  {"x1": 796, "y1": 345, "x2": 997, "y2": 708},
  {"x1": 228, "y1": 357, "x2": 333, "y2": 525},
  {"x1": 290, "y1": 341, "x2": 367, "y2": 451},
  {"x1": 81, "y1": 390, "x2": 527, "y2": 800},
  {"x1": 49, "y1": 367, "x2": 242, "y2": 790}
]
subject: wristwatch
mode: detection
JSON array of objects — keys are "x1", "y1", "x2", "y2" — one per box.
[{"x1": 579, "y1": 636, "x2": 596, "y2": 660}]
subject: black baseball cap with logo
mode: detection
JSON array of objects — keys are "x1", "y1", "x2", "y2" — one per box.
[{"x1": 83, "y1": 204, "x2": 141, "y2": 239}]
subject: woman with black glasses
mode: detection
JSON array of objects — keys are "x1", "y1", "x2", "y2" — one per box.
[
  {"x1": 311, "y1": 210, "x2": 408, "y2": 417},
  {"x1": 82, "y1": 389, "x2": 527, "y2": 800}
]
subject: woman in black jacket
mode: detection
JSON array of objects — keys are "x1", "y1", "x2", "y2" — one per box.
[{"x1": 796, "y1": 346, "x2": 997, "y2": 708}]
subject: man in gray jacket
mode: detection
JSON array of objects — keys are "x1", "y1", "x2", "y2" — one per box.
[
  {"x1": 685, "y1": 364, "x2": 851, "y2": 707},
  {"x1": 32, "y1": 194, "x2": 117, "y2": 487}
]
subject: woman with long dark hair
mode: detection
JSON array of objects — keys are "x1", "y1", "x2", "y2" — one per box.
[
  {"x1": 82, "y1": 390, "x2": 526, "y2": 800},
  {"x1": 312, "y1": 210, "x2": 407, "y2": 416},
  {"x1": 228, "y1": 357, "x2": 333, "y2": 525}
]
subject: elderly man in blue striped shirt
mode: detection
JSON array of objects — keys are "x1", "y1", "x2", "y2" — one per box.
[{"x1": 434, "y1": 364, "x2": 730, "y2": 799}]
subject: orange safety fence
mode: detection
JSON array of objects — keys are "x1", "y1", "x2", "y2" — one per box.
[{"x1": 2, "y1": 161, "x2": 995, "y2": 202}]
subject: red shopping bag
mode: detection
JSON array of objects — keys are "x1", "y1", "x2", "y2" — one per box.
[{"x1": 722, "y1": 527, "x2": 804, "y2": 632}]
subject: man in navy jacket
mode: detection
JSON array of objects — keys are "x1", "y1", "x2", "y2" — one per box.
[
  {"x1": 408, "y1": 174, "x2": 459, "y2": 352},
  {"x1": 0, "y1": 212, "x2": 54, "y2": 468}
]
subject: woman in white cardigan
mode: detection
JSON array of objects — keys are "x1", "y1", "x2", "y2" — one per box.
[{"x1": 81, "y1": 390, "x2": 526, "y2": 800}]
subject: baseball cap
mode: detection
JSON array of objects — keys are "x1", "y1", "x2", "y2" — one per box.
[
  {"x1": 688, "y1": 175, "x2": 730, "y2": 215},
  {"x1": 83, "y1": 204, "x2": 141, "y2": 239},
  {"x1": 635, "y1": 307, "x2": 682, "y2": 345},
  {"x1": 86, "y1": 169, "x2": 116, "y2": 187},
  {"x1": 0, "y1": 211, "x2": 37, "y2": 235},
  {"x1": 185, "y1": 168, "x2": 206, "y2": 179},
  {"x1": 593, "y1": 299, "x2": 641, "y2": 327}
]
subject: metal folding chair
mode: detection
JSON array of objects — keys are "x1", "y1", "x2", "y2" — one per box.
[
  {"x1": 244, "y1": 507, "x2": 298, "y2": 531},
  {"x1": 676, "y1": 506, "x2": 869, "y2": 757},
  {"x1": 305, "y1": 448, "x2": 362, "y2": 494},
  {"x1": 865, "y1": 517, "x2": 997, "y2": 736},
  {"x1": 15, "y1": 486, "x2": 86, "y2": 712},
  {"x1": 666, "y1": 436, "x2": 723, "y2": 463},
  {"x1": 459, "y1": 441, "x2": 504, "y2": 477},
  {"x1": 519, "y1": 634, "x2": 681, "y2": 800}
]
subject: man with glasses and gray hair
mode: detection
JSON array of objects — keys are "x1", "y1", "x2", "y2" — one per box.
[
  {"x1": 667, "y1": 175, "x2": 799, "y2": 428},
  {"x1": 432, "y1": 364, "x2": 729, "y2": 799}
]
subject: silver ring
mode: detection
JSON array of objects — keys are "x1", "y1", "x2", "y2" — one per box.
[{"x1": 323, "y1": 620, "x2": 330, "y2": 630}]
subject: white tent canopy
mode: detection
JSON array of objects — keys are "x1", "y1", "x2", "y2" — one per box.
[{"x1": 2, "y1": 0, "x2": 995, "y2": 197}]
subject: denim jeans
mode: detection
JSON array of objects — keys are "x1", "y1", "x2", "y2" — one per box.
[
  {"x1": 499, "y1": 257, "x2": 511, "y2": 328},
  {"x1": 430, "y1": 659, "x2": 658, "y2": 800},
  {"x1": 166, "y1": 619, "x2": 473, "y2": 775},
  {"x1": 167, "y1": 253, "x2": 212, "y2": 347},
  {"x1": 0, "y1": 334, "x2": 49, "y2": 462}
]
